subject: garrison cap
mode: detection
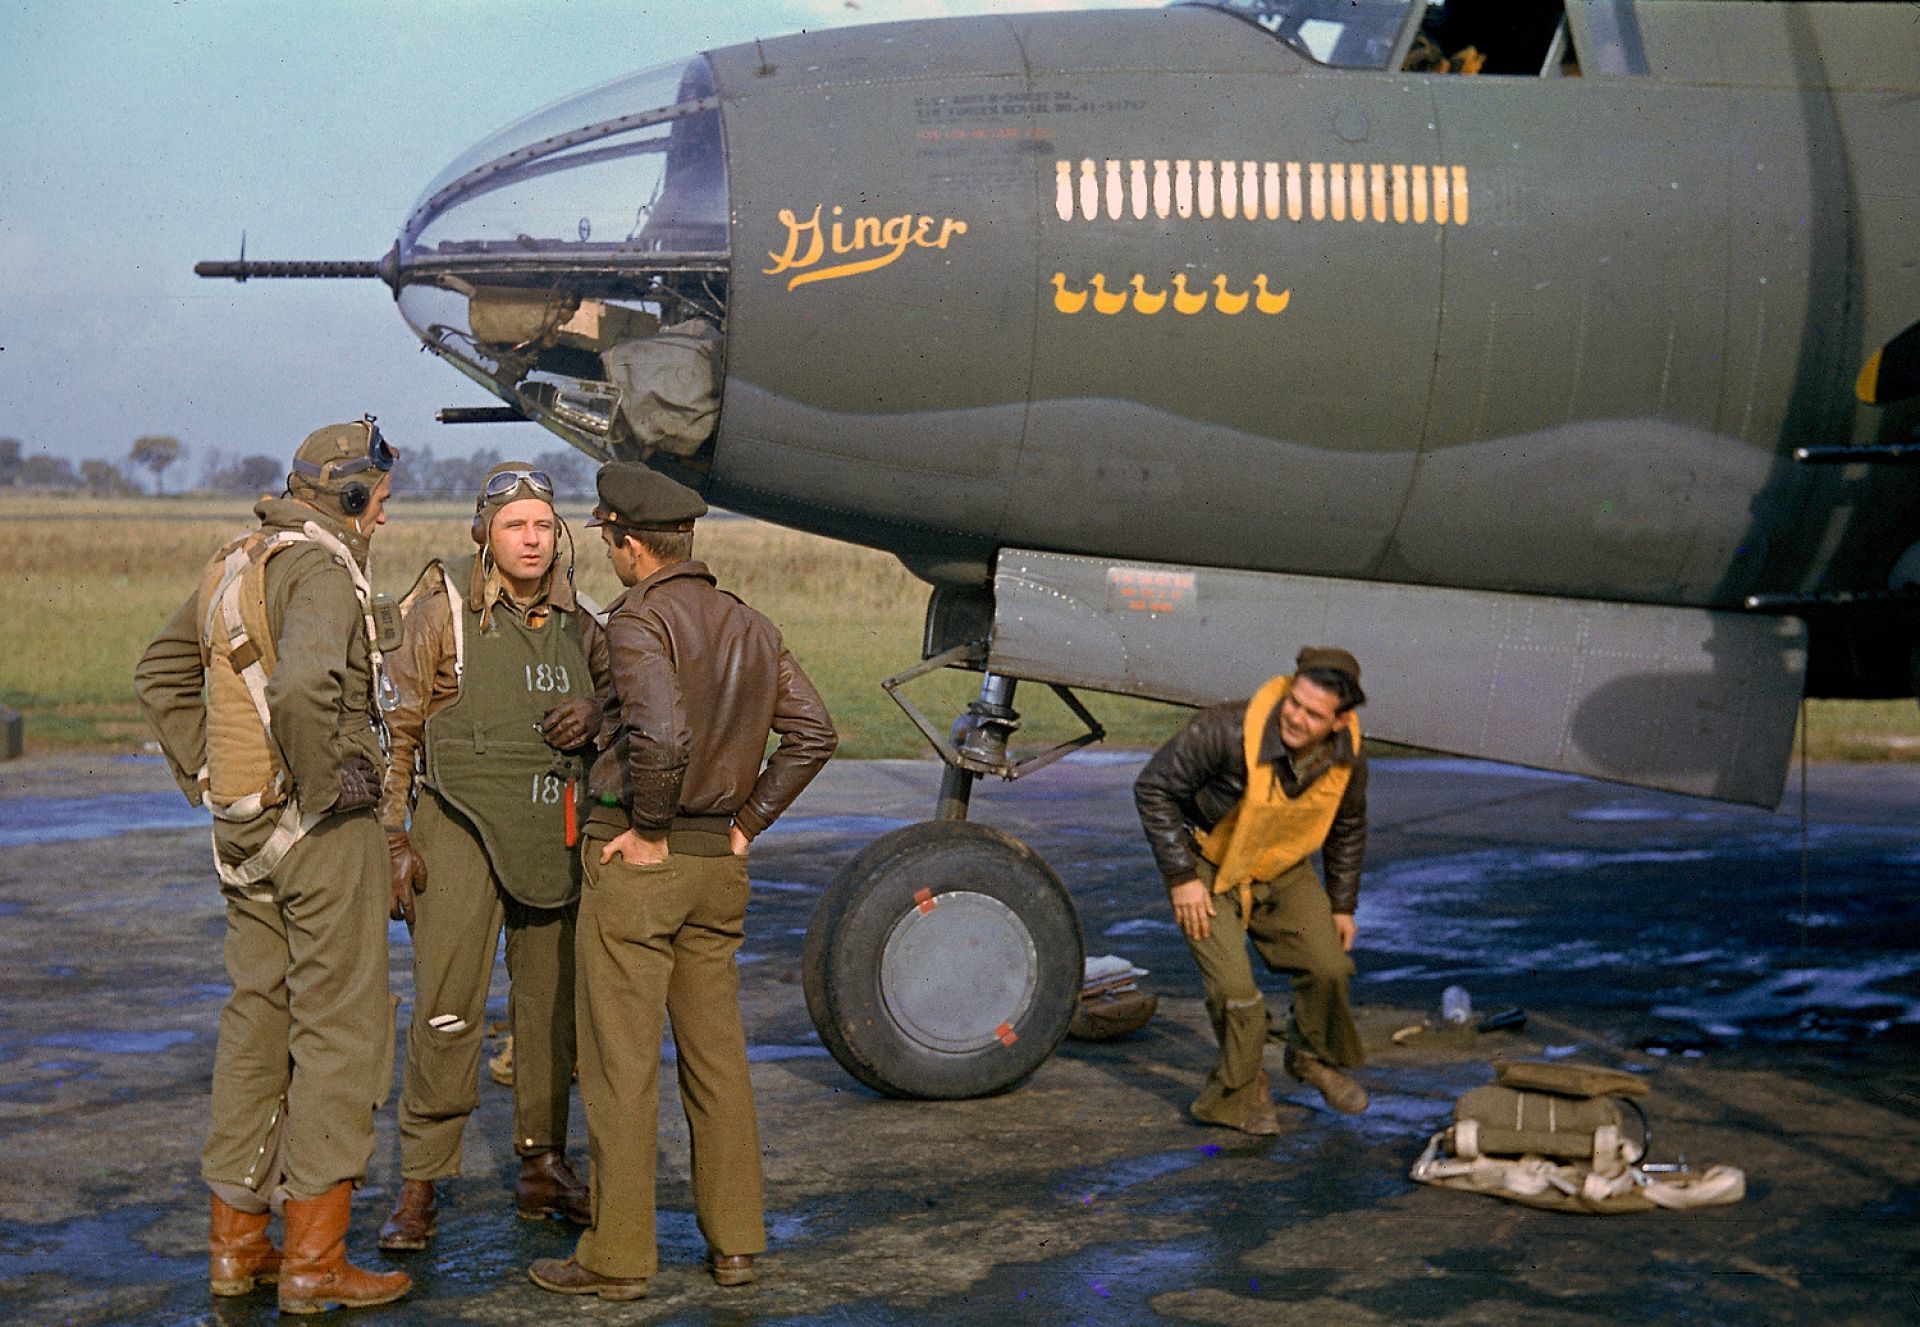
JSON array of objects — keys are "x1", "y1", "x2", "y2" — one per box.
[
  {"x1": 1295, "y1": 646, "x2": 1361, "y2": 688},
  {"x1": 587, "y1": 462, "x2": 707, "y2": 531}
]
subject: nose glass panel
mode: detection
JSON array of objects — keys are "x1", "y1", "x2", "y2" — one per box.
[{"x1": 395, "y1": 55, "x2": 729, "y2": 465}]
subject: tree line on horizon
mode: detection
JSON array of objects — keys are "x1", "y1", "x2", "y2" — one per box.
[{"x1": 0, "y1": 436, "x2": 598, "y2": 501}]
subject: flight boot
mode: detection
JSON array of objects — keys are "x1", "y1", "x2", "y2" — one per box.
[
  {"x1": 516, "y1": 1150, "x2": 591, "y2": 1225},
  {"x1": 377, "y1": 1178, "x2": 437, "y2": 1251},
  {"x1": 528, "y1": 1257, "x2": 648, "y2": 1301},
  {"x1": 1284, "y1": 1047, "x2": 1369, "y2": 1115},
  {"x1": 208, "y1": 1193, "x2": 280, "y2": 1296},
  {"x1": 708, "y1": 1252, "x2": 756, "y2": 1286},
  {"x1": 1190, "y1": 1069, "x2": 1282, "y2": 1135},
  {"x1": 278, "y1": 1182, "x2": 411, "y2": 1315}
]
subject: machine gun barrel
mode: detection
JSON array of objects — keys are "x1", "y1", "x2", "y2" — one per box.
[
  {"x1": 195, "y1": 243, "x2": 400, "y2": 289},
  {"x1": 195, "y1": 259, "x2": 380, "y2": 281}
]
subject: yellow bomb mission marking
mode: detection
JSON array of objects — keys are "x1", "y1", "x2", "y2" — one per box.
[
  {"x1": 1054, "y1": 158, "x2": 1470, "y2": 226},
  {"x1": 765, "y1": 205, "x2": 969, "y2": 290}
]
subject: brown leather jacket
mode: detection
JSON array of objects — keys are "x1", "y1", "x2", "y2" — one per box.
[
  {"x1": 1133, "y1": 698, "x2": 1368, "y2": 913},
  {"x1": 587, "y1": 560, "x2": 836, "y2": 839},
  {"x1": 379, "y1": 553, "x2": 610, "y2": 830}
]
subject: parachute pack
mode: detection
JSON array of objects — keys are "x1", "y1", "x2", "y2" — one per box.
[{"x1": 1411, "y1": 1058, "x2": 1746, "y2": 1214}]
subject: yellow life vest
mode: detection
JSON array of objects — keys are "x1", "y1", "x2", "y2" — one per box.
[{"x1": 1196, "y1": 673, "x2": 1361, "y2": 908}]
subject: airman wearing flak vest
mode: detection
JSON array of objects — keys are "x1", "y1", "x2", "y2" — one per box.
[
  {"x1": 377, "y1": 462, "x2": 612, "y2": 1251},
  {"x1": 530, "y1": 463, "x2": 836, "y2": 1302},
  {"x1": 135, "y1": 419, "x2": 410, "y2": 1314},
  {"x1": 1134, "y1": 647, "x2": 1373, "y2": 1135}
]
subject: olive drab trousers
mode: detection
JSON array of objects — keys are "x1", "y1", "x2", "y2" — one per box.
[
  {"x1": 571, "y1": 831, "x2": 764, "y2": 1280},
  {"x1": 203, "y1": 812, "x2": 395, "y2": 1208},
  {"x1": 1184, "y1": 857, "x2": 1364, "y2": 1129},
  {"x1": 396, "y1": 789, "x2": 577, "y2": 1178}
]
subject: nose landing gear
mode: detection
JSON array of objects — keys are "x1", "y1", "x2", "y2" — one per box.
[{"x1": 801, "y1": 651, "x2": 1104, "y2": 1099}]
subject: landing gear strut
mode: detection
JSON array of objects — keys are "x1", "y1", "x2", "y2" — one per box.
[{"x1": 802, "y1": 650, "x2": 1104, "y2": 1099}]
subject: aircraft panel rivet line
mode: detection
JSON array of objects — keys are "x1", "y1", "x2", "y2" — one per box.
[{"x1": 1057, "y1": 159, "x2": 1467, "y2": 225}]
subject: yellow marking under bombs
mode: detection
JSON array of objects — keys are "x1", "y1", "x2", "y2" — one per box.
[{"x1": 1050, "y1": 273, "x2": 1292, "y2": 317}]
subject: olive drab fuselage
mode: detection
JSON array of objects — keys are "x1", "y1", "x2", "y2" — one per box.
[
  {"x1": 203, "y1": 2, "x2": 1920, "y2": 802},
  {"x1": 421, "y1": 556, "x2": 592, "y2": 908}
]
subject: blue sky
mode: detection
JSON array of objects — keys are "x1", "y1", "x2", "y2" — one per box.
[{"x1": 0, "y1": 0, "x2": 1157, "y2": 477}]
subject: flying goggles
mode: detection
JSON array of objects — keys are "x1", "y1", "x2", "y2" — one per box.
[{"x1": 483, "y1": 468, "x2": 554, "y2": 500}]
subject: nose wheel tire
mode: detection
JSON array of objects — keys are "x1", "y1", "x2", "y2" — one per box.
[{"x1": 803, "y1": 820, "x2": 1084, "y2": 1099}]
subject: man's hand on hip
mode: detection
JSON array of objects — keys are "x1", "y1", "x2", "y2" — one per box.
[
  {"x1": 1169, "y1": 878, "x2": 1215, "y2": 942},
  {"x1": 1333, "y1": 912, "x2": 1356, "y2": 952},
  {"x1": 729, "y1": 824, "x2": 751, "y2": 857},
  {"x1": 330, "y1": 755, "x2": 381, "y2": 813},
  {"x1": 601, "y1": 829, "x2": 668, "y2": 867}
]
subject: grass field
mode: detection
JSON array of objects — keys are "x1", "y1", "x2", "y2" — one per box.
[
  {"x1": 5, "y1": 492, "x2": 1917, "y2": 767},
  {"x1": 0, "y1": 493, "x2": 1187, "y2": 760}
]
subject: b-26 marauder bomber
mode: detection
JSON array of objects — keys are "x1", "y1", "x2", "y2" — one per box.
[{"x1": 199, "y1": 0, "x2": 1920, "y2": 1099}]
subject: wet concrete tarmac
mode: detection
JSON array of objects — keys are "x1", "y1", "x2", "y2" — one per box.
[{"x1": 1, "y1": 750, "x2": 1916, "y2": 1325}]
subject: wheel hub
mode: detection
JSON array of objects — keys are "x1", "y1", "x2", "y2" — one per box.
[{"x1": 878, "y1": 890, "x2": 1038, "y2": 1054}]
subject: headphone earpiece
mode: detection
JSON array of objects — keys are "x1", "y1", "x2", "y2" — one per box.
[
  {"x1": 471, "y1": 511, "x2": 488, "y2": 545},
  {"x1": 340, "y1": 481, "x2": 370, "y2": 517}
]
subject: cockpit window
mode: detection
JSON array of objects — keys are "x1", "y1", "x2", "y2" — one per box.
[
  {"x1": 393, "y1": 55, "x2": 731, "y2": 467},
  {"x1": 1402, "y1": 1, "x2": 1574, "y2": 77},
  {"x1": 1180, "y1": 1, "x2": 1418, "y2": 69},
  {"x1": 402, "y1": 55, "x2": 725, "y2": 259}
]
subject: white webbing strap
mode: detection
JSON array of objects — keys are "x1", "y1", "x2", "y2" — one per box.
[
  {"x1": 212, "y1": 796, "x2": 329, "y2": 899},
  {"x1": 205, "y1": 533, "x2": 307, "y2": 735},
  {"x1": 441, "y1": 565, "x2": 466, "y2": 680}
]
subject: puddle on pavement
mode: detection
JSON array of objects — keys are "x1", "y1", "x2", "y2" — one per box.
[
  {"x1": 1357, "y1": 836, "x2": 1920, "y2": 1051},
  {"x1": 0, "y1": 1209, "x2": 199, "y2": 1288},
  {"x1": 916, "y1": 1235, "x2": 1215, "y2": 1325},
  {"x1": 762, "y1": 814, "x2": 913, "y2": 838},
  {"x1": 34, "y1": 1030, "x2": 197, "y2": 1055},
  {"x1": 0, "y1": 792, "x2": 207, "y2": 845},
  {"x1": 1058, "y1": 1147, "x2": 1213, "y2": 1204}
]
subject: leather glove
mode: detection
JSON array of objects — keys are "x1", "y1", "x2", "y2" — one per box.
[
  {"x1": 331, "y1": 754, "x2": 381, "y2": 813},
  {"x1": 387, "y1": 829, "x2": 427, "y2": 925},
  {"x1": 540, "y1": 697, "x2": 600, "y2": 751}
]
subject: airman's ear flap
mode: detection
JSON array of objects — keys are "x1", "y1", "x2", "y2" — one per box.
[{"x1": 471, "y1": 512, "x2": 488, "y2": 545}]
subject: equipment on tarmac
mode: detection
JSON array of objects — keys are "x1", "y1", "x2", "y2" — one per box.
[
  {"x1": 1411, "y1": 1058, "x2": 1746, "y2": 1213},
  {"x1": 1068, "y1": 955, "x2": 1157, "y2": 1042}
]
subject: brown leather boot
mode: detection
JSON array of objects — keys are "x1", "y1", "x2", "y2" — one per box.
[
  {"x1": 708, "y1": 1252, "x2": 756, "y2": 1286},
  {"x1": 516, "y1": 1151, "x2": 591, "y2": 1225},
  {"x1": 1242, "y1": 1069, "x2": 1283, "y2": 1136},
  {"x1": 1284, "y1": 1047, "x2": 1369, "y2": 1115},
  {"x1": 377, "y1": 1178, "x2": 438, "y2": 1251},
  {"x1": 209, "y1": 1193, "x2": 280, "y2": 1296},
  {"x1": 278, "y1": 1182, "x2": 411, "y2": 1315}
]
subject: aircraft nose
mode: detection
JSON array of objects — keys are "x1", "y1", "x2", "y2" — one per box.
[{"x1": 391, "y1": 53, "x2": 729, "y2": 465}]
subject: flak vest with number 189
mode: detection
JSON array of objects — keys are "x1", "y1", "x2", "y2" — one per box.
[
  {"x1": 422, "y1": 555, "x2": 591, "y2": 908},
  {"x1": 1196, "y1": 673, "x2": 1361, "y2": 903}
]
